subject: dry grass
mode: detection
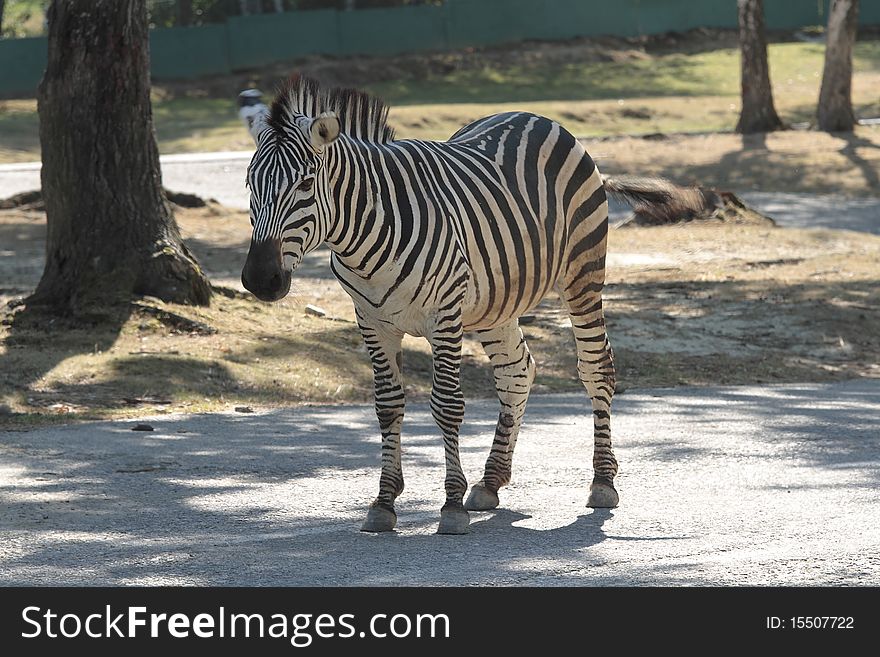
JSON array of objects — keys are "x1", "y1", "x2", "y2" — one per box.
[{"x1": 2, "y1": 203, "x2": 878, "y2": 429}]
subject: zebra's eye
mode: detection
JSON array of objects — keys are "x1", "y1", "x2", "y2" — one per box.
[{"x1": 297, "y1": 177, "x2": 314, "y2": 192}]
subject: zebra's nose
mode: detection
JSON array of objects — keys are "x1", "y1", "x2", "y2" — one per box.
[{"x1": 242, "y1": 238, "x2": 291, "y2": 302}]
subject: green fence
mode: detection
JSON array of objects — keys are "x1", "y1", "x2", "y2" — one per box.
[
  {"x1": 0, "y1": 36, "x2": 47, "y2": 97},
  {"x1": 1, "y1": 0, "x2": 878, "y2": 97}
]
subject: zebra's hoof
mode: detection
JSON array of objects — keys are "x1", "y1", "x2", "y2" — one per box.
[
  {"x1": 587, "y1": 481, "x2": 619, "y2": 508},
  {"x1": 464, "y1": 484, "x2": 499, "y2": 511},
  {"x1": 360, "y1": 504, "x2": 397, "y2": 532},
  {"x1": 437, "y1": 502, "x2": 470, "y2": 535}
]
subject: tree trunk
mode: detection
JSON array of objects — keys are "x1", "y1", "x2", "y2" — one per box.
[
  {"x1": 736, "y1": 0, "x2": 784, "y2": 134},
  {"x1": 0, "y1": 0, "x2": 6, "y2": 37},
  {"x1": 34, "y1": 0, "x2": 210, "y2": 313},
  {"x1": 818, "y1": 0, "x2": 859, "y2": 132}
]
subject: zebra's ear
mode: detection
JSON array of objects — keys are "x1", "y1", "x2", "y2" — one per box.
[{"x1": 309, "y1": 112, "x2": 341, "y2": 150}]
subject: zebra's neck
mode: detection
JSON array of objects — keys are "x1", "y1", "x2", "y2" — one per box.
[{"x1": 323, "y1": 137, "x2": 398, "y2": 278}]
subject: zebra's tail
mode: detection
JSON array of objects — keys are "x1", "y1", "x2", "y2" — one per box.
[{"x1": 601, "y1": 174, "x2": 713, "y2": 223}]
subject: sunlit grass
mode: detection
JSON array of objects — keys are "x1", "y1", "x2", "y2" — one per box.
[
  {"x1": 0, "y1": 0, "x2": 48, "y2": 39},
  {"x1": 368, "y1": 41, "x2": 880, "y2": 105}
]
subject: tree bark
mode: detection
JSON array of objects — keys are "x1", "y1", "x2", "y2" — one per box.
[
  {"x1": 34, "y1": 0, "x2": 210, "y2": 313},
  {"x1": 0, "y1": 0, "x2": 6, "y2": 37},
  {"x1": 818, "y1": 0, "x2": 859, "y2": 132},
  {"x1": 736, "y1": 0, "x2": 784, "y2": 134}
]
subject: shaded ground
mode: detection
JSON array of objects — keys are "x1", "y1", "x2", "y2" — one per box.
[
  {"x1": 1, "y1": 381, "x2": 877, "y2": 585},
  {"x1": 594, "y1": 127, "x2": 880, "y2": 197},
  {"x1": 2, "y1": 200, "x2": 878, "y2": 427}
]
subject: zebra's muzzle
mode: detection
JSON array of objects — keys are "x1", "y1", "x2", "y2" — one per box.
[{"x1": 241, "y1": 238, "x2": 291, "y2": 302}]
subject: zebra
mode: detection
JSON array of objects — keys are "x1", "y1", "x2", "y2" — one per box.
[{"x1": 238, "y1": 76, "x2": 699, "y2": 534}]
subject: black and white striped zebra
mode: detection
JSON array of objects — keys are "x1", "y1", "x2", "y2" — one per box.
[{"x1": 239, "y1": 76, "x2": 697, "y2": 534}]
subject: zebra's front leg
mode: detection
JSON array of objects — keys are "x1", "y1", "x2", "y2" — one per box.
[
  {"x1": 357, "y1": 312, "x2": 406, "y2": 533},
  {"x1": 429, "y1": 319, "x2": 469, "y2": 534},
  {"x1": 465, "y1": 321, "x2": 536, "y2": 511}
]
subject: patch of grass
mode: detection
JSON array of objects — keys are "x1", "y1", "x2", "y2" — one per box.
[
  {"x1": 0, "y1": 0, "x2": 48, "y2": 38},
  {"x1": 371, "y1": 50, "x2": 725, "y2": 104},
  {"x1": 150, "y1": 97, "x2": 254, "y2": 154},
  {"x1": 0, "y1": 99, "x2": 40, "y2": 162},
  {"x1": 372, "y1": 41, "x2": 880, "y2": 105}
]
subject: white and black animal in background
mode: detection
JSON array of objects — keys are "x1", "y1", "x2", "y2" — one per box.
[{"x1": 237, "y1": 77, "x2": 701, "y2": 534}]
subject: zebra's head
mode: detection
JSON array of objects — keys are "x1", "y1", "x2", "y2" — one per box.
[{"x1": 240, "y1": 91, "x2": 341, "y2": 302}]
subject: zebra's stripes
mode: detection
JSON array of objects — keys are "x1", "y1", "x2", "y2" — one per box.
[{"x1": 240, "y1": 76, "x2": 697, "y2": 533}]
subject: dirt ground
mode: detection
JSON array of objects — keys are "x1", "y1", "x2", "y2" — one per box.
[
  {"x1": 590, "y1": 126, "x2": 880, "y2": 197},
  {"x1": 2, "y1": 196, "x2": 878, "y2": 428}
]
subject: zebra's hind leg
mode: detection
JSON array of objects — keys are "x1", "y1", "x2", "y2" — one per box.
[
  {"x1": 357, "y1": 311, "x2": 406, "y2": 533},
  {"x1": 465, "y1": 321, "x2": 536, "y2": 511},
  {"x1": 558, "y1": 284, "x2": 619, "y2": 508},
  {"x1": 429, "y1": 318, "x2": 470, "y2": 534}
]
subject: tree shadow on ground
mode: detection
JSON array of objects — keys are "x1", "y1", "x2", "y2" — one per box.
[
  {"x1": 606, "y1": 380, "x2": 880, "y2": 485},
  {"x1": 659, "y1": 131, "x2": 773, "y2": 189},
  {"x1": 0, "y1": 301, "x2": 130, "y2": 422},
  {"x1": 837, "y1": 130, "x2": 880, "y2": 192},
  {"x1": 0, "y1": 404, "x2": 616, "y2": 585},
  {"x1": 4, "y1": 378, "x2": 876, "y2": 585},
  {"x1": 607, "y1": 124, "x2": 880, "y2": 197},
  {"x1": 0, "y1": 399, "x2": 687, "y2": 585}
]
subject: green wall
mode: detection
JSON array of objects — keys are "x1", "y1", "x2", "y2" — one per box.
[
  {"x1": 1, "y1": 0, "x2": 878, "y2": 97},
  {"x1": 0, "y1": 36, "x2": 48, "y2": 97},
  {"x1": 150, "y1": 24, "x2": 231, "y2": 78},
  {"x1": 338, "y1": 5, "x2": 449, "y2": 55},
  {"x1": 226, "y1": 10, "x2": 339, "y2": 70}
]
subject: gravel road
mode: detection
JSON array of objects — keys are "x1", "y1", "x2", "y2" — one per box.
[{"x1": 2, "y1": 380, "x2": 877, "y2": 586}]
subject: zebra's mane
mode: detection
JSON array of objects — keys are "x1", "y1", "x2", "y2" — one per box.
[{"x1": 269, "y1": 74, "x2": 395, "y2": 144}]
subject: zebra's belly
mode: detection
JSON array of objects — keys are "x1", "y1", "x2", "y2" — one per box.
[
  {"x1": 341, "y1": 260, "x2": 553, "y2": 337},
  {"x1": 459, "y1": 260, "x2": 559, "y2": 332}
]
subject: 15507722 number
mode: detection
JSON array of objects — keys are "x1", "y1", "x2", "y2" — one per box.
[{"x1": 790, "y1": 617, "x2": 854, "y2": 629}]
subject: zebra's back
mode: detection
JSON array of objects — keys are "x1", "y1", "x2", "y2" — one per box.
[{"x1": 436, "y1": 111, "x2": 607, "y2": 330}]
